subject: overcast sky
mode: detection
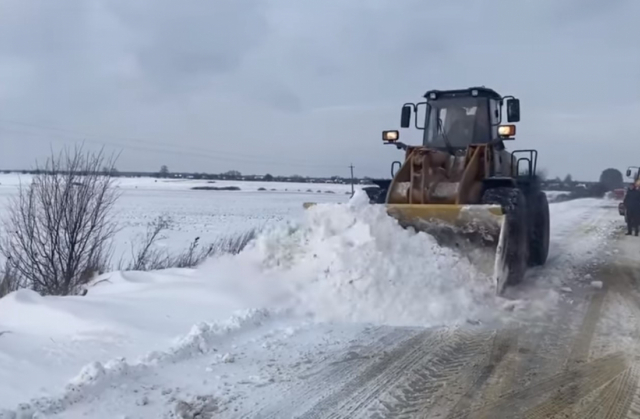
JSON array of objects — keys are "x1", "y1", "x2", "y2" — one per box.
[{"x1": 0, "y1": 0, "x2": 638, "y2": 180}]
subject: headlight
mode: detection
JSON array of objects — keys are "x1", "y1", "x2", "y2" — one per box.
[
  {"x1": 382, "y1": 130, "x2": 399, "y2": 142},
  {"x1": 498, "y1": 124, "x2": 516, "y2": 137}
]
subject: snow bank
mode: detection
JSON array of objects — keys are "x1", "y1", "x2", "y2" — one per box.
[
  {"x1": 0, "y1": 309, "x2": 271, "y2": 418},
  {"x1": 0, "y1": 190, "x2": 531, "y2": 414},
  {"x1": 196, "y1": 190, "x2": 499, "y2": 327}
]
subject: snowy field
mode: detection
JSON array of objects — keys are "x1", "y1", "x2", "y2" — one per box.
[
  {"x1": 0, "y1": 174, "x2": 358, "y2": 265},
  {"x1": 0, "y1": 175, "x2": 625, "y2": 418},
  {"x1": 0, "y1": 173, "x2": 570, "y2": 260}
]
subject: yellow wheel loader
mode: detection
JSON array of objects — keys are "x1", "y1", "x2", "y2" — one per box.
[
  {"x1": 377, "y1": 86, "x2": 550, "y2": 294},
  {"x1": 303, "y1": 87, "x2": 549, "y2": 294}
]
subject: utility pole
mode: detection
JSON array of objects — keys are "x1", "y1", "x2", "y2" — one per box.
[{"x1": 349, "y1": 163, "x2": 355, "y2": 197}]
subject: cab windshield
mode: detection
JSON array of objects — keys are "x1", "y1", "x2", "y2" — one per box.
[{"x1": 423, "y1": 97, "x2": 490, "y2": 149}]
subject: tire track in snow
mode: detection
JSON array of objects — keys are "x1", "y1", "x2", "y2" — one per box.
[
  {"x1": 567, "y1": 274, "x2": 608, "y2": 365},
  {"x1": 565, "y1": 239, "x2": 640, "y2": 419},
  {"x1": 530, "y1": 364, "x2": 638, "y2": 419},
  {"x1": 520, "y1": 356, "x2": 628, "y2": 419},
  {"x1": 624, "y1": 372, "x2": 640, "y2": 419},
  {"x1": 522, "y1": 259, "x2": 614, "y2": 418},
  {"x1": 250, "y1": 326, "x2": 419, "y2": 419},
  {"x1": 493, "y1": 297, "x2": 585, "y2": 406},
  {"x1": 287, "y1": 328, "x2": 492, "y2": 419},
  {"x1": 445, "y1": 327, "x2": 520, "y2": 418},
  {"x1": 598, "y1": 248, "x2": 640, "y2": 419},
  {"x1": 579, "y1": 378, "x2": 620, "y2": 419},
  {"x1": 506, "y1": 234, "x2": 640, "y2": 418},
  {"x1": 448, "y1": 228, "x2": 628, "y2": 418},
  {"x1": 366, "y1": 329, "x2": 494, "y2": 419},
  {"x1": 603, "y1": 366, "x2": 639, "y2": 419},
  {"x1": 451, "y1": 352, "x2": 628, "y2": 418},
  {"x1": 301, "y1": 328, "x2": 468, "y2": 419}
]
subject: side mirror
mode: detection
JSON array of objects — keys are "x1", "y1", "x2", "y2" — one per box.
[
  {"x1": 506, "y1": 98, "x2": 520, "y2": 123},
  {"x1": 391, "y1": 161, "x2": 401, "y2": 177},
  {"x1": 400, "y1": 105, "x2": 412, "y2": 128},
  {"x1": 627, "y1": 169, "x2": 632, "y2": 177}
]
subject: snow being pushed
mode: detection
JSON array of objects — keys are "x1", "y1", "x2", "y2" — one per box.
[{"x1": 215, "y1": 190, "x2": 498, "y2": 327}]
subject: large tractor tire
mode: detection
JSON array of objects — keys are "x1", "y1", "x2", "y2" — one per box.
[
  {"x1": 481, "y1": 187, "x2": 529, "y2": 287},
  {"x1": 528, "y1": 191, "x2": 550, "y2": 266},
  {"x1": 363, "y1": 186, "x2": 387, "y2": 204}
]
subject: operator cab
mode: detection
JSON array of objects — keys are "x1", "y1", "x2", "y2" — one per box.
[
  {"x1": 382, "y1": 86, "x2": 520, "y2": 152},
  {"x1": 423, "y1": 88, "x2": 499, "y2": 150}
]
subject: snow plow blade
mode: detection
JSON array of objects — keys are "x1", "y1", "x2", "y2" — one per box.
[{"x1": 386, "y1": 203, "x2": 509, "y2": 294}]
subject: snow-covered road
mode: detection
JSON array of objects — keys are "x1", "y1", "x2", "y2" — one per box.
[{"x1": 0, "y1": 195, "x2": 633, "y2": 418}]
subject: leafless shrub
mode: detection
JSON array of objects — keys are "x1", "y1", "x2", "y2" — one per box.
[
  {"x1": 125, "y1": 215, "x2": 174, "y2": 271},
  {"x1": 209, "y1": 229, "x2": 257, "y2": 256},
  {"x1": 0, "y1": 259, "x2": 22, "y2": 298},
  {"x1": 169, "y1": 237, "x2": 206, "y2": 268},
  {"x1": 168, "y1": 229, "x2": 257, "y2": 268},
  {"x1": 0, "y1": 145, "x2": 120, "y2": 296},
  {"x1": 167, "y1": 229, "x2": 256, "y2": 268},
  {"x1": 123, "y1": 215, "x2": 258, "y2": 271}
]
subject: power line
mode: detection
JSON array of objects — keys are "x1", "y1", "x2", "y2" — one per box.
[{"x1": 0, "y1": 121, "x2": 381, "y2": 171}]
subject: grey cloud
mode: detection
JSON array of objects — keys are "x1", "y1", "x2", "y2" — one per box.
[
  {"x1": 106, "y1": 0, "x2": 268, "y2": 93},
  {"x1": 0, "y1": 0, "x2": 638, "y2": 180},
  {"x1": 547, "y1": 0, "x2": 634, "y2": 23},
  {"x1": 244, "y1": 0, "x2": 451, "y2": 110},
  {"x1": 0, "y1": 1, "x2": 87, "y2": 59}
]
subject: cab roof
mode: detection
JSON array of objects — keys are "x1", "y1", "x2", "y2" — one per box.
[{"x1": 423, "y1": 87, "x2": 502, "y2": 101}]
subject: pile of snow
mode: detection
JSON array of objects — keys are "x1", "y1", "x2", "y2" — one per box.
[
  {"x1": 0, "y1": 308, "x2": 271, "y2": 418},
  {"x1": 228, "y1": 190, "x2": 499, "y2": 326},
  {"x1": 0, "y1": 190, "x2": 537, "y2": 415}
]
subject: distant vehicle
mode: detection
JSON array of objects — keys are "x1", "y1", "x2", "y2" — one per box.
[{"x1": 613, "y1": 189, "x2": 626, "y2": 200}]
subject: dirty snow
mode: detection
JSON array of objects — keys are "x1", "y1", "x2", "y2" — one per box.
[{"x1": 0, "y1": 178, "x2": 624, "y2": 418}]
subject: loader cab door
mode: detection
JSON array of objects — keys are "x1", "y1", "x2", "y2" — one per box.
[
  {"x1": 489, "y1": 99, "x2": 501, "y2": 139},
  {"x1": 423, "y1": 97, "x2": 492, "y2": 150}
]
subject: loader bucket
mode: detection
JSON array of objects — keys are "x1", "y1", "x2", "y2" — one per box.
[{"x1": 386, "y1": 204, "x2": 509, "y2": 294}]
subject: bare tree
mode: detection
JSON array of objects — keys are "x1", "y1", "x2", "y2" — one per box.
[
  {"x1": 0, "y1": 145, "x2": 120, "y2": 296},
  {"x1": 564, "y1": 173, "x2": 573, "y2": 184},
  {"x1": 599, "y1": 168, "x2": 624, "y2": 191}
]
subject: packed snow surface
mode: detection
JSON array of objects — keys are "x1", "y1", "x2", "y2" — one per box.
[{"x1": 0, "y1": 186, "x2": 622, "y2": 417}]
